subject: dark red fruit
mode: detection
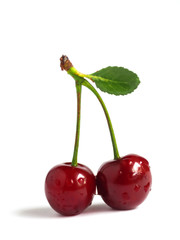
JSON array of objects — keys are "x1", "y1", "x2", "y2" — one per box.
[
  {"x1": 45, "y1": 163, "x2": 96, "y2": 216},
  {"x1": 96, "y1": 154, "x2": 152, "y2": 210}
]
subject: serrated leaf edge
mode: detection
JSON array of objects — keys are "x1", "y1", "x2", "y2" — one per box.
[{"x1": 86, "y1": 66, "x2": 140, "y2": 96}]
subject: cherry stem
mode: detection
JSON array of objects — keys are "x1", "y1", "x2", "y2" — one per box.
[
  {"x1": 82, "y1": 79, "x2": 120, "y2": 159},
  {"x1": 71, "y1": 82, "x2": 82, "y2": 167},
  {"x1": 60, "y1": 55, "x2": 120, "y2": 160}
]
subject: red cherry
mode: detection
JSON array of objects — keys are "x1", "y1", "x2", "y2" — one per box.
[
  {"x1": 96, "y1": 154, "x2": 152, "y2": 210},
  {"x1": 45, "y1": 163, "x2": 96, "y2": 216}
]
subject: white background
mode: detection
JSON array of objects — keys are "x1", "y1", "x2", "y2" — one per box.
[{"x1": 0, "y1": 0, "x2": 180, "y2": 239}]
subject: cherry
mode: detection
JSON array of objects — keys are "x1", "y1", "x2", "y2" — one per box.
[
  {"x1": 45, "y1": 163, "x2": 96, "y2": 216},
  {"x1": 96, "y1": 154, "x2": 152, "y2": 210}
]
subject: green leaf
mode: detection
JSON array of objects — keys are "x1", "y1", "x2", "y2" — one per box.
[{"x1": 87, "y1": 66, "x2": 140, "y2": 95}]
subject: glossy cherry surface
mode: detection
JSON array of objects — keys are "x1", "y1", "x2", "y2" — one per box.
[
  {"x1": 96, "y1": 154, "x2": 152, "y2": 210},
  {"x1": 45, "y1": 162, "x2": 96, "y2": 216}
]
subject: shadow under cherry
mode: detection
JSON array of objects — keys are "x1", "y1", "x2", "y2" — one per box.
[{"x1": 14, "y1": 203, "x2": 116, "y2": 219}]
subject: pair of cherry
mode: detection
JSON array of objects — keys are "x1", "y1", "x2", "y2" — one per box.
[
  {"x1": 45, "y1": 154, "x2": 152, "y2": 216},
  {"x1": 45, "y1": 56, "x2": 152, "y2": 216}
]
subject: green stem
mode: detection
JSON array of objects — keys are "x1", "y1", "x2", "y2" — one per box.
[
  {"x1": 67, "y1": 67, "x2": 85, "y2": 78},
  {"x1": 65, "y1": 62, "x2": 120, "y2": 160},
  {"x1": 82, "y1": 79, "x2": 120, "y2": 159},
  {"x1": 71, "y1": 82, "x2": 82, "y2": 166}
]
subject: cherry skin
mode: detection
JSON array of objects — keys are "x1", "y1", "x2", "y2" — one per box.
[
  {"x1": 96, "y1": 154, "x2": 152, "y2": 210},
  {"x1": 45, "y1": 163, "x2": 96, "y2": 216}
]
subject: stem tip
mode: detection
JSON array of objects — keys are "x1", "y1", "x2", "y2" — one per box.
[{"x1": 60, "y1": 55, "x2": 73, "y2": 71}]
